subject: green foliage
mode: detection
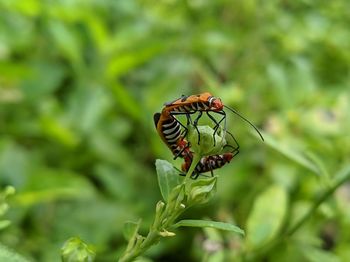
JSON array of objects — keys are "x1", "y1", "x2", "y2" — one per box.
[
  {"x1": 246, "y1": 185, "x2": 287, "y2": 249},
  {"x1": 120, "y1": 155, "x2": 242, "y2": 261},
  {"x1": 1, "y1": 0, "x2": 350, "y2": 261},
  {"x1": 0, "y1": 243, "x2": 29, "y2": 262},
  {"x1": 61, "y1": 237, "x2": 95, "y2": 262},
  {"x1": 0, "y1": 186, "x2": 15, "y2": 230},
  {"x1": 174, "y1": 220, "x2": 244, "y2": 235},
  {"x1": 155, "y1": 160, "x2": 181, "y2": 201}
]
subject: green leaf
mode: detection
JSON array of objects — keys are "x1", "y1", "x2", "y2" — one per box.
[
  {"x1": 174, "y1": 219, "x2": 244, "y2": 235},
  {"x1": 0, "y1": 243, "x2": 29, "y2": 262},
  {"x1": 155, "y1": 159, "x2": 181, "y2": 201},
  {"x1": 246, "y1": 185, "x2": 288, "y2": 249},
  {"x1": 123, "y1": 220, "x2": 141, "y2": 241},
  {"x1": 187, "y1": 176, "x2": 217, "y2": 205},
  {"x1": 61, "y1": 237, "x2": 95, "y2": 262}
]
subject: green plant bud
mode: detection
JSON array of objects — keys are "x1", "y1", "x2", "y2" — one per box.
[
  {"x1": 61, "y1": 237, "x2": 95, "y2": 262},
  {"x1": 187, "y1": 125, "x2": 226, "y2": 157},
  {"x1": 153, "y1": 201, "x2": 166, "y2": 228},
  {"x1": 159, "y1": 229, "x2": 176, "y2": 237},
  {"x1": 187, "y1": 177, "x2": 217, "y2": 206},
  {"x1": 156, "y1": 201, "x2": 165, "y2": 214}
]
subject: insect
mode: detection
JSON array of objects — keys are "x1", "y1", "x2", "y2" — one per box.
[
  {"x1": 181, "y1": 152, "x2": 238, "y2": 179},
  {"x1": 154, "y1": 109, "x2": 238, "y2": 179},
  {"x1": 153, "y1": 111, "x2": 191, "y2": 159},
  {"x1": 154, "y1": 92, "x2": 263, "y2": 179},
  {"x1": 162, "y1": 92, "x2": 264, "y2": 144}
]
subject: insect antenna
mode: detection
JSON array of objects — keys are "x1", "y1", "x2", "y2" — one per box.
[{"x1": 223, "y1": 105, "x2": 264, "y2": 141}]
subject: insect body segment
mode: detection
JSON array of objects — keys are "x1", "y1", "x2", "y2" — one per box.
[
  {"x1": 154, "y1": 111, "x2": 189, "y2": 159},
  {"x1": 164, "y1": 92, "x2": 223, "y2": 113},
  {"x1": 181, "y1": 153, "x2": 236, "y2": 179},
  {"x1": 163, "y1": 92, "x2": 227, "y2": 144}
]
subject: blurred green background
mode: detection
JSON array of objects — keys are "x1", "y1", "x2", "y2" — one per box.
[{"x1": 1, "y1": 0, "x2": 350, "y2": 261}]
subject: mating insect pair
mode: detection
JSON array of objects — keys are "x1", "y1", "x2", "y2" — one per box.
[{"x1": 154, "y1": 92, "x2": 263, "y2": 179}]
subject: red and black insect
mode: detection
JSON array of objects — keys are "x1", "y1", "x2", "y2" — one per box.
[
  {"x1": 154, "y1": 92, "x2": 263, "y2": 179},
  {"x1": 163, "y1": 92, "x2": 264, "y2": 144},
  {"x1": 181, "y1": 152, "x2": 238, "y2": 179},
  {"x1": 154, "y1": 108, "x2": 238, "y2": 178}
]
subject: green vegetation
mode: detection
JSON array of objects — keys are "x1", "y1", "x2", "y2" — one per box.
[{"x1": 1, "y1": 0, "x2": 350, "y2": 261}]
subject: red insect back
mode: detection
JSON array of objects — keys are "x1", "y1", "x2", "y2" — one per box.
[{"x1": 164, "y1": 92, "x2": 224, "y2": 113}]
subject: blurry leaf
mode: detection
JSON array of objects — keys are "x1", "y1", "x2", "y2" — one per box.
[
  {"x1": 203, "y1": 227, "x2": 223, "y2": 244},
  {"x1": 0, "y1": 142, "x2": 29, "y2": 188},
  {"x1": 174, "y1": 220, "x2": 244, "y2": 235},
  {"x1": 155, "y1": 159, "x2": 181, "y2": 202},
  {"x1": 61, "y1": 237, "x2": 95, "y2": 262},
  {"x1": 20, "y1": 62, "x2": 65, "y2": 100},
  {"x1": 0, "y1": 243, "x2": 29, "y2": 262},
  {"x1": 94, "y1": 165, "x2": 132, "y2": 200},
  {"x1": 106, "y1": 43, "x2": 165, "y2": 77},
  {"x1": 0, "y1": 220, "x2": 11, "y2": 230},
  {"x1": 207, "y1": 251, "x2": 225, "y2": 262},
  {"x1": 0, "y1": 186, "x2": 15, "y2": 216},
  {"x1": 301, "y1": 246, "x2": 340, "y2": 262},
  {"x1": 246, "y1": 185, "x2": 288, "y2": 249},
  {"x1": 40, "y1": 115, "x2": 79, "y2": 147},
  {"x1": 67, "y1": 87, "x2": 112, "y2": 133},
  {"x1": 304, "y1": 151, "x2": 330, "y2": 181},
  {"x1": 123, "y1": 220, "x2": 141, "y2": 241},
  {"x1": 134, "y1": 257, "x2": 153, "y2": 262},
  {"x1": 110, "y1": 82, "x2": 143, "y2": 122},
  {"x1": 334, "y1": 163, "x2": 350, "y2": 184},
  {"x1": 49, "y1": 20, "x2": 82, "y2": 69},
  {"x1": 14, "y1": 169, "x2": 96, "y2": 206},
  {"x1": 2, "y1": 0, "x2": 41, "y2": 17},
  {"x1": 0, "y1": 185, "x2": 13, "y2": 230},
  {"x1": 263, "y1": 133, "x2": 319, "y2": 175}
]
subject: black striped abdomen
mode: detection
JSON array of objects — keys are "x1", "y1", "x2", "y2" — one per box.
[
  {"x1": 160, "y1": 117, "x2": 183, "y2": 156},
  {"x1": 170, "y1": 101, "x2": 211, "y2": 113},
  {"x1": 194, "y1": 155, "x2": 227, "y2": 173}
]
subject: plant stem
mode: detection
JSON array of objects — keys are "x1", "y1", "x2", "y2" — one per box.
[
  {"x1": 118, "y1": 157, "x2": 201, "y2": 262},
  {"x1": 287, "y1": 169, "x2": 350, "y2": 236},
  {"x1": 184, "y1": 154, "x2": 201, "y2": 183}
]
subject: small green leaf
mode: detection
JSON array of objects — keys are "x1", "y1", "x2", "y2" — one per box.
[
  {"x1": 155, "y1": 159, "x2": 181, "y2": 201},
  {"x1": 61, "y1": 237, "x2": 95, "y2": 262},
  {"x1": 123, "y1": 220, "x2": 141, "y2": 241},
  {"x1": 246, "y1": 185, "x2": 288, "y2": 249},
  {"x1": 173, "y1": 219, "x2": 244, "y2": 235},
  {"x1": 0, "y1": 243, "x2": 30, "y2": 262},
  {"x1": 187, "y1": 176, "x2": 217, "y2": 205}
]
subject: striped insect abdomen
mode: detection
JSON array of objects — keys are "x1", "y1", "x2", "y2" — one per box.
[{"x1": 154, "y1": 112, "x2": 189, "y2": 157}]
